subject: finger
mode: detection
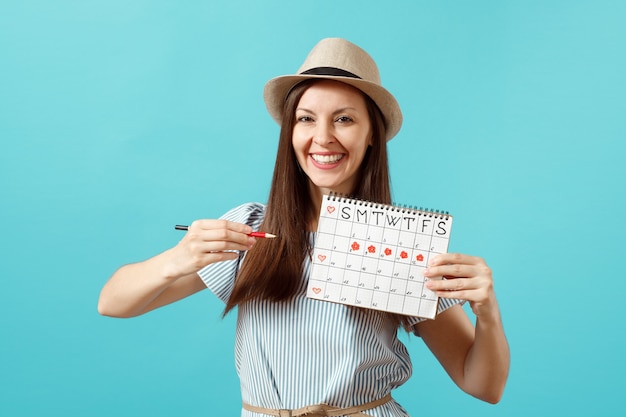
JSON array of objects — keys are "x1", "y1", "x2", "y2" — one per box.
[
  {"x1": 185, "y1": 250, "x2": 242, "y2": 271},
  {"x1": 184, "y1": 231, "x2": 255, "y2": 255},
  {"x1": 425, "y1": 277, "x2": 478, "y2": 301},
  {"x1": 429, "y1": 253, "x2": 484, "y2": 267},
  {"x1": 192, "y1": 237, "x2": 255, "y2": 253},
  {"x1": 423, "y1": 263, "x2": 476, "y2": 280},
  {"x1": 425, "y1": 274, "x2": 493, "y2": 304},
  {"x1": 431, "y1": 288, "x2": 472, "y2": 300},
  {"x1": 190, "y1": 219, "x2": 253, "y2": 235},
  {"x1": 188, "y1": 221, "x2": 255, "y2": 247},
  {"x1": 202, "y1": 227, "x2": 256, "y2": 245},
  {"x1": 198, "y1": 251, "x2": 241, "y2": 264}
]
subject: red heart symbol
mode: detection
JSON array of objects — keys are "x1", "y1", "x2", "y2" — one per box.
[
  {"x1": 327, "y1": 205, "x2": 336, "y2": 214},
  {"x1": 317, "y1": 254, "x2": 327, "y2": 262},
  {"x1": 312, "y1": 287, "x2": 321, "y2": 294}
]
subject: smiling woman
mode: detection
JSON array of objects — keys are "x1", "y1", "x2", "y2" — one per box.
[{"x1": 99, "y1": 37, "x2": 510, "y2": 416}]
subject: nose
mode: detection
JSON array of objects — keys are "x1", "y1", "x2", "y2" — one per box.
[{"x1": 312, "y1": 121, "x2": 335, "y2": 146}]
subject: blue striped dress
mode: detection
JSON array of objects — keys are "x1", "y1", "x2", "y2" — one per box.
[{"x1": 197, "y1": 203, "x2": 462, "y2": 417}]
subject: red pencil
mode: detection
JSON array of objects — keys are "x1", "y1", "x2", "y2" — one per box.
[
  {"x1": 248, "y1": 231, "x2": 277, "y2": 239},
  {"x1": 174, "y1": 225, "x2": 277, "y2": 239}
]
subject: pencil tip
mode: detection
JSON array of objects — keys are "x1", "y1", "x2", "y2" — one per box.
[{"x1": 266, "y1": 233, "x2": 277, "y2": 238}]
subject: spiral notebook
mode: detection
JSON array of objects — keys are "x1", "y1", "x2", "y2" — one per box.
[{"x1": 306, "y1": 194, "x2": 453, "y2": 319}]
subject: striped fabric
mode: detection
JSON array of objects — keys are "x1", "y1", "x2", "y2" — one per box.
[{"x1": 197, "y1": 203, "x2": 462, "y2": 417}]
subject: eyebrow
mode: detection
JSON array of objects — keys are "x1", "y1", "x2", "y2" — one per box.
[{"x1": 295, "y1": 107, "x2": 359, "y2": 115}]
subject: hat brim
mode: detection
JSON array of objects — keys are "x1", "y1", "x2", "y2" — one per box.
[{"x1": 263, "y1": 74, "x2": 402, "y2": 142}]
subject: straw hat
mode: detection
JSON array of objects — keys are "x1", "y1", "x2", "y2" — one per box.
[{"x1": 263, "y1": 38, "x2": 403, "y2": 141}]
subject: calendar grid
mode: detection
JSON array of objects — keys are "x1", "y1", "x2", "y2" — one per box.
[{"x1": 307, "y1": 195, "x2": 453, "y2": 319}]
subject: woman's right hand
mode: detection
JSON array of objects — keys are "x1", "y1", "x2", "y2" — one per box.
[
  {"x1": 164, "y1": 219, "x2": 256, "y2": 280},
  {"x1": 98, "y1": 219, "x2": 256, "y2": 318}
]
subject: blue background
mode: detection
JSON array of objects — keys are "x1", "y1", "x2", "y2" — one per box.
[{"x1": 1, "y1": 1, "x2": 624, "y2": 415}]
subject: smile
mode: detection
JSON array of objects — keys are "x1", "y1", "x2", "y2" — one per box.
[{"x1": 311, "y1": 154, "x2": 345, "y2": 164}]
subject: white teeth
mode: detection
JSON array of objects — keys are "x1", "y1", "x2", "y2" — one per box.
[{"x1": 311, "y1": 154, "x2": 344, "y2": 164}]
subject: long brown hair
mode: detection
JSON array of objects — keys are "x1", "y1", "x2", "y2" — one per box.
[{"x1": 224, "y1": 79, "x2": 391, "y2": 315}]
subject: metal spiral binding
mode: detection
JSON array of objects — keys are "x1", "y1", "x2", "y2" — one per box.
[{"x1": 326, "y1": 192, "x2": 451, "y2": 220}]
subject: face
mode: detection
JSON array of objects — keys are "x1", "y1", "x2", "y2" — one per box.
[{"x1": 292, "y1": 80, "x2": 372, "y2": 198}]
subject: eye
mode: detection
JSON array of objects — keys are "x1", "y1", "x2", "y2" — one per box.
[
  {"x1": 336, "y1": 115, "x2": 353, "y2": 123},
  {"x1": 296, "y1": 115, "x2": 314, "y2": 123}
]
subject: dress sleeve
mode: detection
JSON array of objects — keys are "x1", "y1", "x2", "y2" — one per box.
[
  {"x1": 404, "y1": 298, "x2": 466, "y2": 335},
  {"x1": 196, "y1": 202, "x2": 265, "y2": 304}
]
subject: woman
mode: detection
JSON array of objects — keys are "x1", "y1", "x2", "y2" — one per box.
[{"x1": 99, "y1": 38, "x2": 509, "y2": 416}]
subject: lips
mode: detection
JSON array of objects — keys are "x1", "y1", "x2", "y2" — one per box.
[
  {"x1": 310, "y1": 153, "x2": 345, "y2": 164},
  {"x1": 309, "y1": 153, "x2": 345, "y2": 170}
]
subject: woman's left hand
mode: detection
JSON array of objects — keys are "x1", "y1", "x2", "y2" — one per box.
[
  {"x1": 421, "y1": 253, "x2": 509, "y2": 403},
  {"x1": 424, "y1": 253, "x2": 498, "y2": 320}
]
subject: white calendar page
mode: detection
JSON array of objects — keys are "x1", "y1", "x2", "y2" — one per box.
[{"x1": 306, "y1": 195, "x2": 453, "y2": 319}]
